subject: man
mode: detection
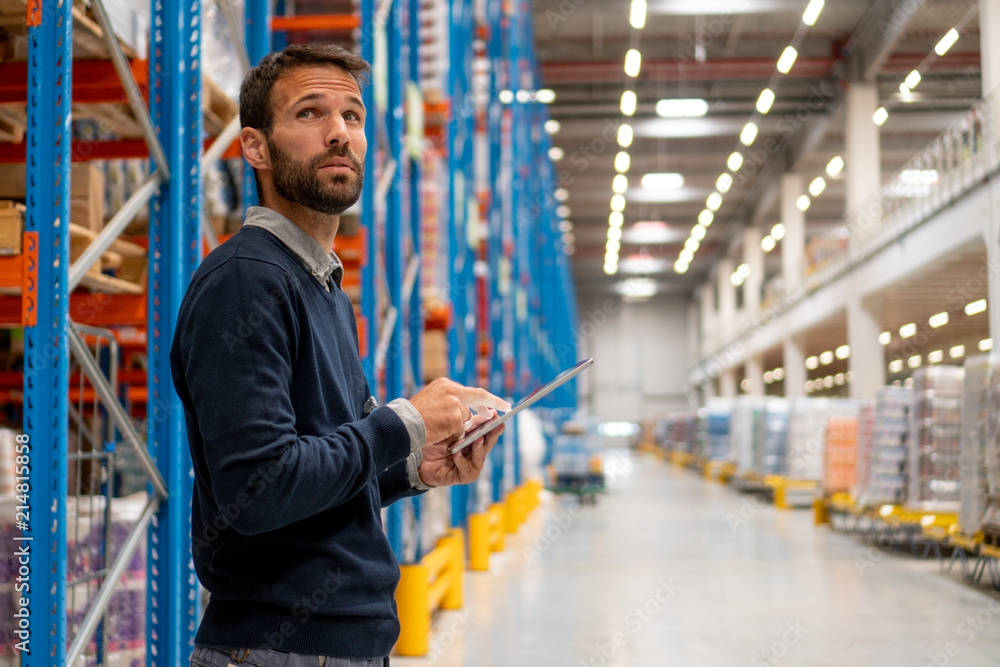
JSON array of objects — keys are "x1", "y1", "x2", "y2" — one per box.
[{"x1": 171, "y1": 43, "x2": 509, "y2": 667}]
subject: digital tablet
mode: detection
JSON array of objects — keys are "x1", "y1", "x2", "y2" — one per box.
[{"x1": 449, "y1": 358, "x2": 594, "y2": 454}]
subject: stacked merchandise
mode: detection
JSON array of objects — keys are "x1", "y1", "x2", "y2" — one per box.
[
  {"x1": 758, "y1": 399, "x2": 790, "y2": 476},
  {"x1": 823, "y1": 402, "x2": 871, "y2": 496},
  {"x1": 663, "y1": 414, "x2": 697, "y2": 454},
  {"x1": 731, "y1": 396, "x2": 764, "y2": 475},
  {"x1": 863, "y1": 386, "x2": 914, "y2": 505},
  {"x1": 959, "y1": 356, "x2": 993, "y2": 534},
  {"x1": 786, "y1": 398, "x2": 860, "y2": 482},
  {"x1": 907, "y1": 366, "x2": 965, "y2": 512},
  {"x1": 981, "y1": 360, "x2": 1000, "y2": 537},
  {"x1": 699, "y1": 399, "x2": 732, "y2": 462},
  {"x1": 853, "y1": 402, "x2": 877, "y2": 500}
]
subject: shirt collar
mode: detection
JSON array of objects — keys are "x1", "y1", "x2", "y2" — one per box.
[{"x1": 243, "y1": 206, "x2": 344, "y2": 290}]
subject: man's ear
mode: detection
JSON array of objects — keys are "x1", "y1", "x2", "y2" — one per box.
[{"x1": 241, "y1": 127, "x2": 270, "y2": 171}]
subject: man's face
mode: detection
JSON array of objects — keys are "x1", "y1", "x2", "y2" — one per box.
[{"x1": 264, "y1": 65, "x2": 367, "y2": 215}]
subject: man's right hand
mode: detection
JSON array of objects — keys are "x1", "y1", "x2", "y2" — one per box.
[{"x1": 407, "y1": 378, "x2": 510, "y2": 445}]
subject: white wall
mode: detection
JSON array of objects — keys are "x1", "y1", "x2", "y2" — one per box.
[{"x1": 577, "y1": 293, "x2": 693, "y2": 421}]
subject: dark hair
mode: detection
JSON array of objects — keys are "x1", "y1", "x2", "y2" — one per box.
[{"x1": 239, "y1": 43, "x2": 370, "y2": 137}]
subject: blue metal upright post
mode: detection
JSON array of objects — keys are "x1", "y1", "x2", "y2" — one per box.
[
  {"x1": 407, "y1": 0, "x2": 422, "y2": 392},
  {"x1": 147, "y1": 0, "x2": 202, "y2": 662},
  {"x1": 360, "y1": 0, "x2": 377, "y2": 387},
  {"x1": 22, "y1": 0, "x2": 72, "y2": 662},
  {"x1": 243, "y1": 0, "x2": 272, "y2": 211}
]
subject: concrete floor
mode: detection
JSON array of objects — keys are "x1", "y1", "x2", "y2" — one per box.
[{"x1": 395, "y1": 450, "x2": 1000, "y2": 667}]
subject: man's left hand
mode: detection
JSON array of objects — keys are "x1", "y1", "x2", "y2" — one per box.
[{"x1": 417, "y1": 409, "x2": 505, "y2": 487}]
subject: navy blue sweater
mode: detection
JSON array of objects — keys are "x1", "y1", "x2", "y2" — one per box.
[{"x1": 170, "y1": 225, "x2": 418, "y2": 658}]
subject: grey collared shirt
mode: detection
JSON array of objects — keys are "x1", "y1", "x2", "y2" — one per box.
[{"x1": 244, "y1": 206, "x2": 431, "y2": 491}]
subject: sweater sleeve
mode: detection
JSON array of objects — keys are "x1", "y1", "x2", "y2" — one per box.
[
  {"x1": 172, "y1": 257, "x2": 411, "y2": 535},
  {"x1": 377, "y1": 460, "x2": 427, "y2": 507}
]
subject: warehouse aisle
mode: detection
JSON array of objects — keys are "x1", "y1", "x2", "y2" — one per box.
[{"x1": 395, "y1": 450, "x2": 1000, "y2": 667}]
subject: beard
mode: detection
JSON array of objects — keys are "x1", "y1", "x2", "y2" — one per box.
[{"x1": 267, "y1": 139, "x2": 365, "y2": 215}]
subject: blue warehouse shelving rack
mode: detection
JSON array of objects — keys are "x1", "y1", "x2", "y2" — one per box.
[{"x1": 6, "y1": 0, "x2": 578, "y2": 662}]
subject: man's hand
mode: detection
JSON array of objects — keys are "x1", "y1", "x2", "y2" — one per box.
[
  {"x1": 417, "y1": 409, "x2": 505, "y2": 487},
  {"x1": 408, "y1": 378, "x2": 510, "y2": 446}
]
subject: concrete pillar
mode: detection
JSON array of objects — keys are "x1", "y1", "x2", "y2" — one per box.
[
  {"x1": 745, "y1": 354, "x2": 764, "y2": 396},
  {"x1": 845, "y1": 83, "x2": 882, "y2": 228},
  {"x1": 700, "y1": 283, "x2": 716, "y2": 356},
  {"x1": 780, "y1": 174, "x2": 805, "y2": 289},
  {"x1": 743, "y1": 227, "x2": 763, "y2": 318},
  {"x1": 847, "y1": 296, "x2": 886, "y2": 399},
  {"x1": 720, "y1": 368, "x2": 737, "y2": 398},
  {"x1": 783, "y1": 333, "x2": 806, "y2": 399},
  {"x1": 717, "y1": 258, "x2": 736, "y2": 342},
  {"x1": 982, "y1": 0, "x2": 1000, "y2": 97}
]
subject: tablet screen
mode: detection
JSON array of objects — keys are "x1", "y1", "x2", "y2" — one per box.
[{"x1": 448, "y1": 358, "x2": 594, "y2": 454}]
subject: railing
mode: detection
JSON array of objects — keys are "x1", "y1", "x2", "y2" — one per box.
[{"x1": 395, "y1": 529, "x2": 465, "y2": 655}]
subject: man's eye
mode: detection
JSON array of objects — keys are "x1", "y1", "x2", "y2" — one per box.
[
  {"x1": 298, "y1": 109, "x2": 315, "y2": 118},
  {"x1": 345, "y1": 111, "x2": 361, "y2": 121}
]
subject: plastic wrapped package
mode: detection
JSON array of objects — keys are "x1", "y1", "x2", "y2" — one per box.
[
  {"x1": 959, "y1": 355, "x2": 994, "y2": 534},
  {"x1": 983, "y1": 357, "x2": 1000, "y2": 536},
  {"x1": 731, "y1": 396, "x2": 764, "y2": 475},
  {"x1": 758, "y1": 399, "x2": 790, "y2": 476},
  {"x1": 854, "y1": 402, "x2": 877, "y2": 499},
  {"x1": 862, "y1": 386, "x2": 913, "y2": 505},
  {"x1": 907, "y1": 366, "x2": 965, "y2": 512},
  {"x1": 700, "y1": 398, "x2": 732, "y2": 462},
  {"x1": 786, "y1": 398, "x2": 861, "y2": 482},
  {"x1": 201, "y1": 0, "x2": 245, "y2": 99},
  {"x1": 824, "y1": 415, "x2": 860, "y2": 494}
]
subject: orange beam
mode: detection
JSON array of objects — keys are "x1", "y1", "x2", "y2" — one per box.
[{"x1": 271, "y1": 15, "x2": 360, "y2": 31}]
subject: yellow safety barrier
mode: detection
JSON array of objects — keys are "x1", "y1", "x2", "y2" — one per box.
[
  {"x1": 395, "y1": 529, "x2": 465, "y2": 656},
  {"x1": 467, "y1": 502, "x2": 506, "y2": 571},
  {"x1": 814, "y1": 498, "x2": 830, "y2": 526}
]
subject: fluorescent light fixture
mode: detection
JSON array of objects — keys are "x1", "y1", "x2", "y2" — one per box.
[
  {"x1": 764, "y1": 371, "x2": 774, "y2": 384},
  {"x1": 846, "y1": 371, "x2": 853, "y2": 382},
  {"x1": 562, "y1": 232, "x2": 575, "y2": 244},
  {"x1": 805, "y1": 380, "x2": 814, "y2": 392},
  {"x1": 928, "y1": 350, "x2": 944, "y2": 364},
  {"x1": 900, "y1": 169, "x2": 939, "y2": 185},
  {"x1": 802, "y1": 0, "x2": 824, "y2": 26},
  {"x1": 980, "y1": 338, "x2": 993, "y2": 352},
  {"x1": 606, "y1": 238, "x2": 621, "y2": 253},
  {"x1": 740, "y1": 122, "x2": 758, "y2": 146},
  {"x1": 548, "y1": 147, "x2": 565, "y2": 161},
  {"x1": 819, "y1": 350, "x2": 834, "y2": 365},
  {"x1": 621, "y1": 90, "x2": 637, "y2": 116},
  {"x1": 680, "y1": 248, "x2": 694, "y2": 263},
  {"x1": 761, "y1": 235, "x2": 776, "y2": 252},
  {"x1": 625, "y1": 49, "x2": 642, "y2": 78},
  {"x1": 904, "y1": 70, "x2": 922, "y2": 90},
  {"x1": 935, "y1": 28, "x2": 960, "y2": 56},
  {"x1": 516, "y1": 89, "x2": 531, "y2": 103},
  {"x1": 604, "y1": 262, "x2": 618, "y2": 276},
  {"x1": 899, "y1": 82, "x2": 911, "y2": 95},
  {"x1": 615, "y1": 152, "x2": 631, "y2": 173},
  {"x1": 756, "y1": 88, "x2": 775, "y2": 114},
  {"x1": 873, "y1": 107, "x2": 889, "y2": 126},
  {"x1": 730, "y1": 271, "x2": 745, "y2": 287},
  {"x1": 796, "y1": 195, "x2": 811, "y2": 211},
  {"x1": 777, "y1": 46, "x2": 798, "y2": 74},
  {"x1": 809, "y1": 177, "x2": 827, "y2": 197},
  {"x1": 835, "y1": 373, "x2": 846, "y2": 386},
  {"x1": 674, "y1": 260, "x2": 689, "y2": 274},
  {"x1": 836, "y1": 344, "x2": 850, "y2": 360},
  {"x1": 826, "y1": 156, "x2": 844, "y2": 177},
  {"x1": 544, "y1": 119, "x2": 561, "y2": 134},
  {"x1": 499, "y1": 89, "x2": 514, "y2": 104},
  {"x1": 611, "y1": 194, "x2": 626, "y2": 212},
  {"x1": 554, "y1": 188, "x2": 569, "y2": 201},
  {"x1": 899, "y1": 322, "x2": 917, "y2": 338},
  {"x1": 612, "y1": 174, "x2": 629, "y2": 194},
  {"x1": 630, "y1": 0, "x2": 646, "y2": 29},
  {"x1": 928, "y1": 312, "x2": 949, "y2": 328},
  {"x1": 557, "y1": 205, "x2": 571, "y2": 218},
  {"x1": 908, "y1": 355, "x2": 922, "y2": 369},
  {"x1": 698, "y1": 210, "x2": 714, "y2": 226},
  {"x1": 805, "y1": 356, "x2": 819, "y2": 370},
  {"x1": 655, "y1": 98, "x2": 709, "y2": 118},
  {"x1": 558, "y1": 220, "x2": 573, "y2": 232},
  {"x1": 879, "y1": 331, "x2": 892, "y2": 345},
  {"x1": 684, "y1": 238, "x2": 700, "y2": 252},
  {"x1": 607, "y1": 226, "x2": 622, "y2": 241},
  {"x1": 824, "y1": 375, "x2": 835, "y2": 389},
  {"x1": 889, "y1": 359, "x2": 904, "y2": 373},
  {"x1": 609, "y1": 212, "x2": 624, "y2": 227},
  {"x1": 691, "y1": 224, "x2": 706, "y2": 241},
  {"x1": 949, "y1": 345, "x2": 965, "y2": 359},
  {"x1": 640, "y1": 173, "x2": 685, "y2": 190},
  {"x1": 706, "y1": 192, "x2": 723, "y2": 211},
  {"x1": 617, "y1": 277, "x2": 657, "y2": 298},
  {"x1": 716, "y1": 173, "x2": 733, "y2": 193},
  {"x1": 624, "y1": 221, "x2": 673, "y2": 244},
  {"x1": 536, "y1": 89, "x2": 556, "y2": 104},
  {"x1": 618, "y1": 124, "x2": 634, "y2": 148},
  {"x1": 619, "y1": 254, "x2": 669, "y2": 274},
  {"x1": 771, "y1": 223, "x2": 786, "y2": 240},
  {"x1": 966, "y1": 299, "x2": 987, "y2": 316},
  {"x1": 727, "y1": 152, "x2": 744, "y2": 172},
  {"x1": 774, "y1": 368, "x2": 785, "y2": 380}
]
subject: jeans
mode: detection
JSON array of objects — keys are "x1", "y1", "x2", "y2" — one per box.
[{"x1": 190, "y1": 645, "x2": 390, "y2": 667}]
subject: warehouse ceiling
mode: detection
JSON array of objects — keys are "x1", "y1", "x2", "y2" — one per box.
[{"x1": 533, "y1": 0, "x2": 983, "y2": 299}]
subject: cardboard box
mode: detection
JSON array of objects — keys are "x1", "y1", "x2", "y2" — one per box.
[
  {"x1": 422, "y1": 329, "x2": 449, "y2": 382},
  {"x1": 0, "y1": 163, "x2": 104, "y2": 200},
  {"x1": 0, "y1": 201, "x2": 24, "y2": 256}
]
